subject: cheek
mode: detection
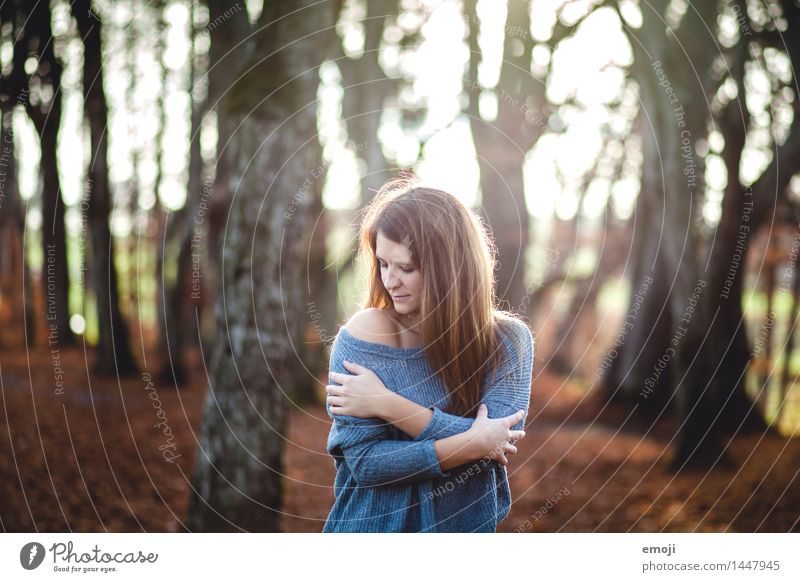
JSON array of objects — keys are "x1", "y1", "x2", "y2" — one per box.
[{"x1": 408, "y1": 273, "x2": 423, "y2": 294}]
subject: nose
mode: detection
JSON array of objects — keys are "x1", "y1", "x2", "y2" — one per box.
[{"x1": 383, "y1": 269, "x2": 400, "y2": 290}]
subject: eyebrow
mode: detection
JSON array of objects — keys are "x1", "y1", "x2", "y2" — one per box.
[{"x1": 375, "y1": 255, "x2": 413, "y2": 267}]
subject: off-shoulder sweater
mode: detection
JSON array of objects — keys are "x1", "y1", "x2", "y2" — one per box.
[{"x1": 322, "y1": 316, "x2": 533, "y2": 533}]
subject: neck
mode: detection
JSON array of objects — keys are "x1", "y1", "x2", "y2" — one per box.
[{"x1": 403, "y1": 313, "x2": 422, "y2": 334}]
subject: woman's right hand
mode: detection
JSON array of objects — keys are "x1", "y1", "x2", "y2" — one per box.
[{"x1": 467, "y1": 404, "x2": 526, "y2": 466}]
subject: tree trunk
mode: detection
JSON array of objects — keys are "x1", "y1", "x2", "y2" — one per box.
[
  {"x1": 71, "y1": 1, "x2": 138, "y2": 376},
  {"x1": 187, "y1": 0, "x2": 339, "y2": 532},
  {"x1": 298, "y1": 141, "x2": 330, "y2": 405},
  {"x1": 604, "y1": 114, "x2": 672, "y2": 418},
  {"x1": 159, "y1": 0, "x2": 207, "y2": 386},
  {"x1": 704, "y1": 6, "x2": 767, "y2": 434},
  {"x1": 703, "y1": 0, "x2": 800, "y2": 435},
  {"x1": 778, "y1": 243, "x2": 800, "y2": 428},
  {"x1": 465, "y1": 0, "x2": 541, "y2": 310},
  {"x1": 1, "y1": 4, "x2": 36, "y2": 348},
  {"x1": 154, "y1": 1, "x2": 172, "y2": 378},
  {"x1": 0, "y1": 111, "x2": 34, "y2": 348},
  {"x1": 549, "y1": 209, "x2": 629, "y2": 377},
  {"x1": 338, "y1": 0, "x2": 397, "y2": 204},
  {"x1": 205, "y1": 0, "x2": 252, "y2": 332},
  {"x1": 327, "y1": 0, "x2": 399, "y2": 362},
  {"x1": 24, "y1": 0, "x2": 74, "y2": 346},
  {"x1": 39, "y1": 117, "x2": 73, "y2": 346},
  {"x1": 608, "y1": 0, "x2": 726, "y2": 469}
]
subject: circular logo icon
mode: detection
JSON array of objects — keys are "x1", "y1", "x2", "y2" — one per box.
[{"x1": 20, "y1": 542, "x2": 46, "y2": 570}]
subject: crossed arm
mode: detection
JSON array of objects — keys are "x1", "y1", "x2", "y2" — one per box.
[
  {"x1": 327, "y1": 403, "x2": 523, "y2": 487},
  {"x1": 326, "y1": 327, "x2": 533, "y2": 487}
]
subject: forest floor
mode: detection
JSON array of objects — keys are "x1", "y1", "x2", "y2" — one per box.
[{"x1": 1, "y1": 345, "x2": 798, "y2": 532}]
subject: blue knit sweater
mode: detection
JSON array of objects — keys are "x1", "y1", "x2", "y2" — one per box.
[{"x1": 323, "y1": 316, "x2": 533, "y2": 533}]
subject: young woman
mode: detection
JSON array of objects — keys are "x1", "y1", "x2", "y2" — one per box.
[{"x1": 322, "y1": 177, "x2": 534, "y2": 533}]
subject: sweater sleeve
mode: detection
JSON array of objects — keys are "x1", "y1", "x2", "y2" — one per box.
[
  {"x1": 413, "y1": 318, "x2": 534, "y2": 442},
  {"x1": 326, "y1": 332, "x2": 448, "y2": 487}
]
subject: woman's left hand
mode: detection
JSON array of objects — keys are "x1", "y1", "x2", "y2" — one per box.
[{"x1": 327, "y1": 361, "x2": 393, "y2": 418}]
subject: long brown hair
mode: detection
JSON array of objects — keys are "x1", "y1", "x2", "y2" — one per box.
[{"x1": 357, "y1": 174, "x2": 523, "y2": 417}]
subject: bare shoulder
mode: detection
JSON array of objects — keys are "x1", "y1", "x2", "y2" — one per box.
[{"x1": 343, "y1": 308, "x2": 402, "y2": 347}]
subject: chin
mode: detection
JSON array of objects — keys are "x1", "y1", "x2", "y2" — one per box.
[{"x1": 392, "y1": 300, "x2": 417, "y2": 314}]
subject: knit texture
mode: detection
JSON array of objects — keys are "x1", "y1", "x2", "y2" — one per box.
[{"x1": 323, "y1": 315, "x2": 533, "y2": 533}]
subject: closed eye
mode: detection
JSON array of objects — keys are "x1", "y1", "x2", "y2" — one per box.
[
  {"x1": 378, "y1": 260, "x2": 414, "y2": 273},
  {"x1": 400, "y1": 267, "x2": 415, "y2": 273}
]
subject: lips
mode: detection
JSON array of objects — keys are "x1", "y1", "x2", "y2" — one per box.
[{"x1": 392, "y1": 295, "x2": 410, "y2": 301}]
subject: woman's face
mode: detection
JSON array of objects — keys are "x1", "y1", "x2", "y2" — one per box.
[{"x1": 375, "y1": 231, "x2": 423, "y2": 318}]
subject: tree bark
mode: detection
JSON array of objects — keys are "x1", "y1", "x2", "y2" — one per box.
[
  {"x1": 465, "y1": 0, "x2": 541, "y2": 310},
  {"x1": 71, "y1": 1, "x2": 138, "y2": 376},
  {"x1": 19, "y1": 0, "x2": 74, "y2": 346},
  {"x1": 338, "y1": 0, "x2": 397, "y2": 204},
  {"x1": 0, "y1": 110, "x2": 34, "y2": 348},
  {"x1": 703, "y1": 1, "x2": 800, "y2": 434},
  {"x1": 206, "y1": 0, "x2": 252, "y2": 326},
  {"x1": 159, "y1": 0, "x2": 207, "y2": 386},
  {"x1": 187, "y1": 0, "x2": 339, "y2": 532},
  {"x1": 704, "y1": 25, "x2": 760, "y2": 432},
  {"x1": 778, "y1": 242, "x2": 800, "y2": 428},
  {"x1": 608, "y1": 0, "x2": 728, "y2": 469}
]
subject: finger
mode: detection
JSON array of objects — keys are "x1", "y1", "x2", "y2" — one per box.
[
  {"x1": 504, "y1": 409, "x2": 525, "y2": 426},
  {"x1": 476, "y1": 403, "x2": 488, "y2": 418},
  {"x1": 510, "y1": 430, "x2": 526, "y2": 440},
  {"x1": 326, "y1": 385, "x2": 342, "y2": 396},
  {"x1": 499, "y1": 438, "x2": 516, "y2": 451},
  {"x1": 342, "y1": 360, "x2": 358, "y2": 372},
  {"x1": 343, "y1": 360, "x2": 369, "y2": 374},
  {"x1": 504, "y1": 444, "x2": 518, "y2": 455},
  {"x1": 329, "y1": 371, "x2": 350, "y2": 384},
  {"x1": 329, "y1": 405, "x2": 345, "y2": 415},
  {"x1": 327, "y1": 395, "x2": 344, "y2": 407}
]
